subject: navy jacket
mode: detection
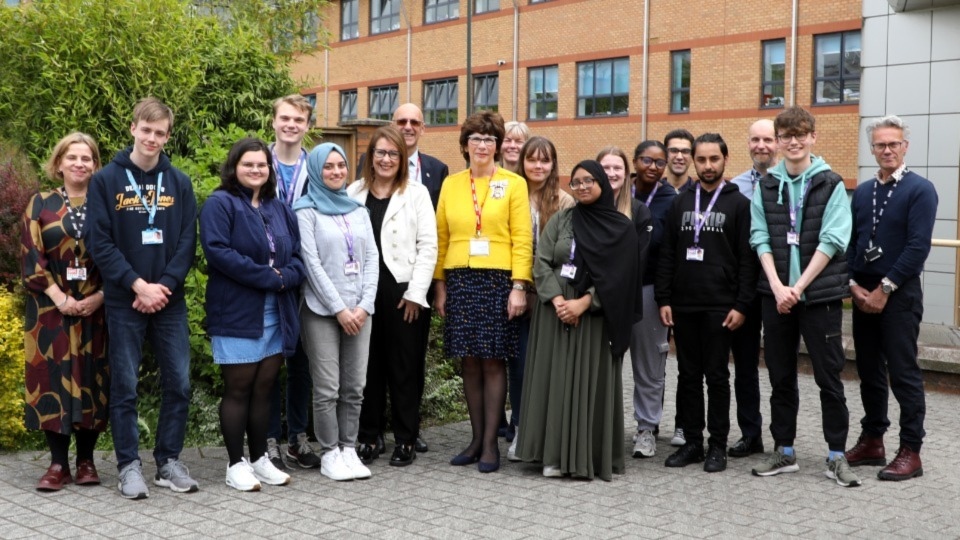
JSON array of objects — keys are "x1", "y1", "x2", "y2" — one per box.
[
  {"x1": 200, "y1": 188, "x2": 306, "y2": 357},
  {"x1": 635, "y1": 178, "x2": 678, "y2": 285}
]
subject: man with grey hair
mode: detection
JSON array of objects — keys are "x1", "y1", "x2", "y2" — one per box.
[
  {"x1": 728, "y1": 119, "x2": 778, "y2": 458},
  {"x1": 844, "y1": 115, "x2": 937, "y2": 481}
]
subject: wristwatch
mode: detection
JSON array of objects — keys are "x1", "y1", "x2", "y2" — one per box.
[
  {"x1": 512, "y1": 283, "x2": 527, "y2": 291},
  {"x1": 880, "y1": 278, "x2": 896, "y2": 294}
]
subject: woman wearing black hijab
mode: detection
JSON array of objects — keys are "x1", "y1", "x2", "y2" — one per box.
[{"x1": 514, "y1": 160, "x2": 641, "y2": 481}]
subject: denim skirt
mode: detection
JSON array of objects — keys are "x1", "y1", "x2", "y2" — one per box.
[{"x1": 212, "y1": 292, "x2": 283, "y2": 364}]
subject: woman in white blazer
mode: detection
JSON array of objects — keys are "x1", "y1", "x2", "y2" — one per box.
[{"x1": 348, "y1": 125, "x2": 438, "y2": 467}]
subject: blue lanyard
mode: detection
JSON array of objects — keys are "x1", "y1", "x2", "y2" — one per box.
[
  {"x1": 273, "y1": 149, "x2": 306, "y2": 205},
  {"x1": 124, "y1": 169, "x2": 163, "y2": 226},
  {"x1": 693, "y1": 182, "x2": 724, "y2": 247}
]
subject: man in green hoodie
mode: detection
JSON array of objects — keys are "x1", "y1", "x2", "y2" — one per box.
[{"x1": 748, "y1": 106, "x2": 860, "y2": 488}]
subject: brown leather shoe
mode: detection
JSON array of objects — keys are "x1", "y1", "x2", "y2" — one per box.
[
  {"x1": 878, "y1": 446, "x2": 923, "y2": 481},
  {"x1": 844, "y1": 433, "x2": 886, "y2": 466},
  {"x1": 75, "y1": 459, "x2": 101, "y2": 485},
  {"x1": 36, "y1": 463, "x2": 73, "y2": 491}
]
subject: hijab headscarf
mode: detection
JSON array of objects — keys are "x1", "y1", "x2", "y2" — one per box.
[
  {"x1": 293, "y1": 143, "x2": 364, "y2": 215},
  {"x1": 569, "y1": 160, "x2": 642, "y2": 358}
]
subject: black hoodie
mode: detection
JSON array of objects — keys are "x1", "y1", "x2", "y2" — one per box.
[
  {"x1": 87, "y1": 147, "x2": 197, "y2": 308},
  {"x1": 654, "y1": 181, "x2": 757, "y2": 314}
]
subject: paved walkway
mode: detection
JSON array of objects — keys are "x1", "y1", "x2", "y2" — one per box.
[{"x1": 2, "y1": 354, "x2": 959, "y2": 539}]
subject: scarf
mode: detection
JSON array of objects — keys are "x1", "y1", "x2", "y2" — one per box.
[{"x1": 293, "y1": 143, "x2": 364, "y2": 215}]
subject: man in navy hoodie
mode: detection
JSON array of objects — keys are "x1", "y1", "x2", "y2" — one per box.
[
  {"x1": 88, "y1": 97, "x2": 198, "y2": 499},
  {"x1": 655, "y1": 133, "x2": 757, "y2": 473},
  {"x1": 844, "y1": 115, "x2": 937, "y2": 481}
]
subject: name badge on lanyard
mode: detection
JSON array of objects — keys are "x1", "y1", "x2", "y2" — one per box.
[
  {"x1": 334, "y1": 215, "x2": 360, "y2": 275},
  {"x1": 787, "y1": 231, "x2": 800, "y2": 245},
  {"x1": 560, "y1": 238, "x2": 577, "y2": 279},
  {"x1": 125, "y1": 169, "x2": 164, "y2": 245},
  {"x1": 686, "y1": 247, "x2": 704, "y2": 261},
  {"x1": 67, "y1": 266, "x2": 87, "y2": 281},
  {"x1": 470, "y1": 237, "x2": 490, "y2": 256},
  {"x1": 787, "y1": 179, "x2": 812, "y2": 247},
  {"x1": 687, "y1": 182, "x2": 724, "y2": 261}
]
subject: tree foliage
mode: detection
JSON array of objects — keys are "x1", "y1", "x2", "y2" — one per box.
[{"x1": 0, "y1": 0, "x2": 329, "y2": 167}]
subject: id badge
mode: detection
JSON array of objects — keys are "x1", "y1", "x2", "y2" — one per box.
[
  {"x1": 686, "y1": 247, "x2": 704, "y2": 261},
  {"x1": 470, "y1": 237, "x2": 490, "y2": 257},
  {"x1": 787, "y1": 231, "x2": 800, "y2": 245},
  {"x1": 560, "y1": 263, "x2": 577, "y2": 279},
  {"x1": 344, "y1": 260, "x2": 361, "y2": 275},
  {"x1": 66, "y1": 267, "x2": 87, "y2": 281},
  {"x1": 142, "y1": 228, "x2": 164, "y2": 245},
  {"x1": 864, "y1": 245, "x2": 883, "y2": 263}
]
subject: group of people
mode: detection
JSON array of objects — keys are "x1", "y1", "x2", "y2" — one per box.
[{"x1": 20, "y1": 94, "x2": 935, "y2": 499}]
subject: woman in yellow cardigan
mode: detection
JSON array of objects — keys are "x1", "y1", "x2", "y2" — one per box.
[{"x1": 434, "y1": 111, "x2": 533, "y2": 473}]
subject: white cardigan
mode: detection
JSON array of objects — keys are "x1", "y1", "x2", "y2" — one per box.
[{"x1": 348, "y1": 180, "x2": 438, "y2": 308}]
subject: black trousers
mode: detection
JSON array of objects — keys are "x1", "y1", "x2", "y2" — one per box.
[
  {"x1": 852, "y1": 277, "x2": 926, "y2": 451},
  {"x1": 761, "y1": 297, "x2": 849, "y2": 451},
  {"x1": 673, "y1": 310, "x2": 732, "y2": 448},
  {"x1": 358, "y1": 272, "x2": 429, "y2": 445},
  {"x1": 730, "y1": 295, "x2": 763, "y2": 438}
]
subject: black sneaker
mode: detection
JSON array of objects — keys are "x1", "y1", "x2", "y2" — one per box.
[
  {"x1": 728, "y1": 436, "x2": 764, "y2": 458},
  {"x1": 356, "y1": 443, "x2": 380, "y2": 465},
  {"x1": 704, "y1": 444, "x2": 727, "y2": 473},
  {"x1": 664, "y1": 442, "x2": 705, "y2": 468},
  {"x1": 266, "y1": 438, "x2": 287, "y2": 471},
  {"x1": 285, "y1": 433, "x2": 321, "y2": 469}
]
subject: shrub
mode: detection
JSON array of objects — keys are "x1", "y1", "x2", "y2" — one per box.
[
  {"x1": 0, "y1": 288, "x2": 27, "y2": 449},
  {"x1": 0, "y1": 147, "x2": 41, "y2": 289}
]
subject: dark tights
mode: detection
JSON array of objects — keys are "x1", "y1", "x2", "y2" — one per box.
[
  {"x1": 45, "y1": 429, "x2": 100, "y2": 467},
  {"x1": 459, "y1": 357, "x2": 507, "y2": 463},
  {"x1": 220, "y1": 355, "x2": 284, "y2": 465}
]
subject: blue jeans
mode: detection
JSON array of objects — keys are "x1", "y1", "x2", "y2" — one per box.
[
  {"x1": 106, "y1": 301, "x2": 191, "y2": 469},
  {"x1": 268, "y1": 339, "x2": 312, "y2": 442}
]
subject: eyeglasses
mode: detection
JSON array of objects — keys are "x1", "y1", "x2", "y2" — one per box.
[
  {"x1": 667, "y1": 147, "x2": 692, "y2": 156},
  {"x1": 776, "y1": 132, "x2": 810, "y2": 143},
  {"x1": 467, "y1": 135, "x2": 498, "y2": 147},
  {"x1": 569, "y1": 177, "x2": 596, "y2": 190},
  {"x1": 373, "y1": 149, "x2": 401, "y2": 160},
  {"x1": 396, "y1": 118, "x2": 422, "y2": 127},
  {"x1": 239, "y1": 162, "x2": 269, "y2": 170},
  {"x1": 871, "y1": 141, "x2": 906, "y2": 152},
  {"x1": 639, "y1": 157, "x2": 668, "y2": 169}
]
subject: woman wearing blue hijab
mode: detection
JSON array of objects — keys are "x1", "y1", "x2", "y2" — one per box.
[{"x1": 296, "y1": 143, "x2": 380, "y2": 481}]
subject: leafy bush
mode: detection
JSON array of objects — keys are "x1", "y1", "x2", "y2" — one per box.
[
  {"x1": 0, "y1": 288, "x2": 28, "y2": 449},
  {"x1": 0, "y1": 147, "x2": 40, "y2": 289}
]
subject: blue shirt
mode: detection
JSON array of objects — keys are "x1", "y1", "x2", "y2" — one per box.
[{"x1": 731, "y1": 168, "x2": 762, "y2": 201}]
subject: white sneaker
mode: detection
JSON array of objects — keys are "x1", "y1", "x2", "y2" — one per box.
[
  {"x1": 225, "y1": 458, "x2": 261, "y2": 492},
  {"x1": 507, "y1": 426, "x2": 520, "y2": 462},
  {"x1": 341, "y1": 447, "x2": 372, "y2": 480},
  {"x1": 671, "y1": 428, "x2": 686, "y2": 447},
  {"x1": 320, "y1": 448, "x2": 354, "y2": 481},
  {"x1": 542, "y1": 465, "x2": 562, "y2": 477},
  {"x1": 633, "y1": 429, "x2": 656, "y2": 458},
  {"x1": 251, "y1": 453, "x2": 291, "y2": 486}
]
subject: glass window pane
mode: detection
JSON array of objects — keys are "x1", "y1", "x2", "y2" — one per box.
[
  {"x1": 545, "y1": 67, "x2": 558, "y2": 93},
  {"x1": 595, "y1": 61, "x2": 613, "y2": 95},
  {"x1": 614, "y1": 95, "x2": 629, "y2": 115},
  {"x1": 613, "y1": 60, "x2": 630, "y2": 94},
  {"x1": 578, "y1": 63, "x2": 594, "y2": 96}
]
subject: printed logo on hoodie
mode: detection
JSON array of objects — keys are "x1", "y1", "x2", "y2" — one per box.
[{"x1": 114, "y1": 183, "x2": 176, "y2": 213}]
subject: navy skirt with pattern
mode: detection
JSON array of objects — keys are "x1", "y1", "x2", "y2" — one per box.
[{"x1": 444, "y1": 268, "x2": 519, "y2": 359}]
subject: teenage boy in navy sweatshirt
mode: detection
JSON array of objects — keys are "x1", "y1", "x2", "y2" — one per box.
[
  {"x1": 88, "y1": 97, "x2": 198, "y2": 499},
  {"x1": 655, "y1": 133, "x2": 757, "y2": 473},
  {"x1": 844, "y1": 115, "x2": 937, "y2": 481}
]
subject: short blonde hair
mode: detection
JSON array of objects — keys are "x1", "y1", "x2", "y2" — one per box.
[
  {"x1": 504, "y1": 121, "x2": 531, "y2": 141},
  {"x1": 132, "y1": 97, "x2": 175, "y2": 128},
  {"x1": 272, "y1": 94, "x2": 314, "y2": 119},
  {"x1": 43, "y1": 132, "x2": 101, "y2": 180}
]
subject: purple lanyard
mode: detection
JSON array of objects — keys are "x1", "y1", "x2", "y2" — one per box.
[
  {"x1": 333, "y1": 215, "x2": 356, "y2": 261},
  {"x1": 693, "y1": 182, "x2": 725, "y2": 246},
  {"x1": 568, "y1": 238, "x2": 576, "y2": 263},
  {"x1": 273, "y1": 149, "x2": 306, "y2": 206},
  {"x1": 643, "y1": 181, "x2": 661, "y2": 208},
  {"x1": 788, "y1": 179, "x2": 814, "y2": 232}
]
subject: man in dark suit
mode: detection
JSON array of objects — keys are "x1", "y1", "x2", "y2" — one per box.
[{"x1": 393, "y1": 103, "x2": 449, "y2": 209}]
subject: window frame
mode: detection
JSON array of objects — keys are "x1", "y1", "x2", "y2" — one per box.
[
  {"x1": 425, "y1": 0, "x2": 459, "y2": 23},
  {"x1": 474, "y1": 0, "x2": 500, "y2": 14},
  {"x1": 760, "y1": 39, "x2": 786, "y2": 109},
  {"x1": 423, "y1": 78, "x2": 459, "y2": 126},
  {"x1": 369, "y1": 85, "x2": 399, "y2": 121},
  {"x1": 370, "y1": 0, "x2": 401, "y2": 36},
  {"x1": 341, "y1": 0, "x2": 359, "y2": 41},
  {"x1": 812, "y1": 30, "x2": 861, "y2": 106},
  {"x1": 576, "y1": 57, "x2": 630, "y2": 118},
  {"x1": 527, "y1": 65, "x2": 559, "y2": 121},
  {"x1": 670, "y1": 50, "x2": 691, "y2": 113},
  {"x1": 339, "y1": 90, "x2": 358, "y2": 122},
  {"x1": 473, "y1": 73, "x2": 499, "y2": 113}
]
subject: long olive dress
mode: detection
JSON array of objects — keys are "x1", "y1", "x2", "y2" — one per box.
[{"x1": 515, "y1": 208, "x2": 625, "y2": 481}]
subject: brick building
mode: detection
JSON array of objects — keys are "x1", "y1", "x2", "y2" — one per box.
[{"x1": 293, "y1": 0, "x2": 862, "y2": 185}]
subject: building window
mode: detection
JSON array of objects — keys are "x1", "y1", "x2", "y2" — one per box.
[
  {"x1": 577, "y1": 58, "x2": 629, "y2": 117},
  {"x1": 340, "y1": 90, "x2": 357, "y2": 121},
  {"x1": 814, "y1": 31, "x2": 861, "y2": 104},
  {"x1": 761, "y1": 39, "x2": 786, "y2": 108},
  {"x1": 474, "y1": 73, "x2": 499, "y2": 112},
  {"x1": 670, "y1": 50, "x2": 691, "y2": 113},
  {"x1": 341, "y1": 0, "x2": 359, "y2": 41},
  {"x1": 528, "y1": 66, "x2": 558, "y2": 120},
  {"x1": 371, "y1": 0, "x2": 401, "y2": 35},
  {"x1": 475, "y1": 0, "x2": 499, "y2": 14},
  {"x1": 530, "y1": 0, "x2": 551, "y2": 3},
  {"x1": 369, "y1": 85, "x2": 399, "y2": 120},
  {"x1": 425, "y1": 0, "x2": 458, "y2": 23},
  {"x1": 305, "y1": 94, "x2": 318, "y2": 110},
  {"x1": 424, "y1": 78, "x2": 458, "y2": 126}
]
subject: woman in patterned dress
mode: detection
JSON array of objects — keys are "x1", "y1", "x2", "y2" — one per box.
[{"x1": 21, "y1": 132, "x2": 108, "y2": 491}]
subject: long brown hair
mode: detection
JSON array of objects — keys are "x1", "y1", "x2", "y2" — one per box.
[
  {"x1": 519, "y1": 136, "x2": 562, "y2": 232},
  {"x1": 596, "y1": 146, "x2": 632, "y2": 219}
]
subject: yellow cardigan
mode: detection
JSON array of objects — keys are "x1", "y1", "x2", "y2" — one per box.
[{"x1": 434, "y1": 167, "x2": 533, "y2": 282}]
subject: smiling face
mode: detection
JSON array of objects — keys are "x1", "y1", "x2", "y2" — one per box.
[
  {"x1": 466, "y1": 132, "x2": 497, "y2": 171},
  {"x1": 59, "y1": 142, "x2": 96, "y2": 190},
  {"x1": 322, "y1": 151, "x2": 348, "y2": 191},
  {"x1": 871, "y1": 126, "x2": 909, "y2": 178},
  {"x1": 570, "y1": 168, "x2": 601, "y2": 205},
  {"x1": 634, "y1": 146, "x2": 667, "y2": 187},
  {"x1": 393, "y1": 103, "x2": 425, "y2": 153},
  {"x1": 523, "y1": 148, "x2": 553, "y2": 189},
  {"x1": 130, "y1": 118, "x2": 171, "y2": 166},
  {"x1": 600, "y1": 154, "x2": 627, "y2": 192},
  {"x1": 777, "y1": 129, "x2": 816, "y2": 168},
  {"x1": 272, "y1": 103, "x2": 310, "y2": 146},
  {"x1": 501, "y1": 132, "x2": 525, "y2": 168},
  {"x1": 665, "y1": 138, "x2": 692, "y2": 178},
  {"x1": 748, "y1": 119, "x2": 777, "y2": 171},
  {"x1": 236, "y1": 150, "x2": 270, "y2": 193},
  {"x1": 372, "y1": 137, "x2": 401, "y2": 182}
]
